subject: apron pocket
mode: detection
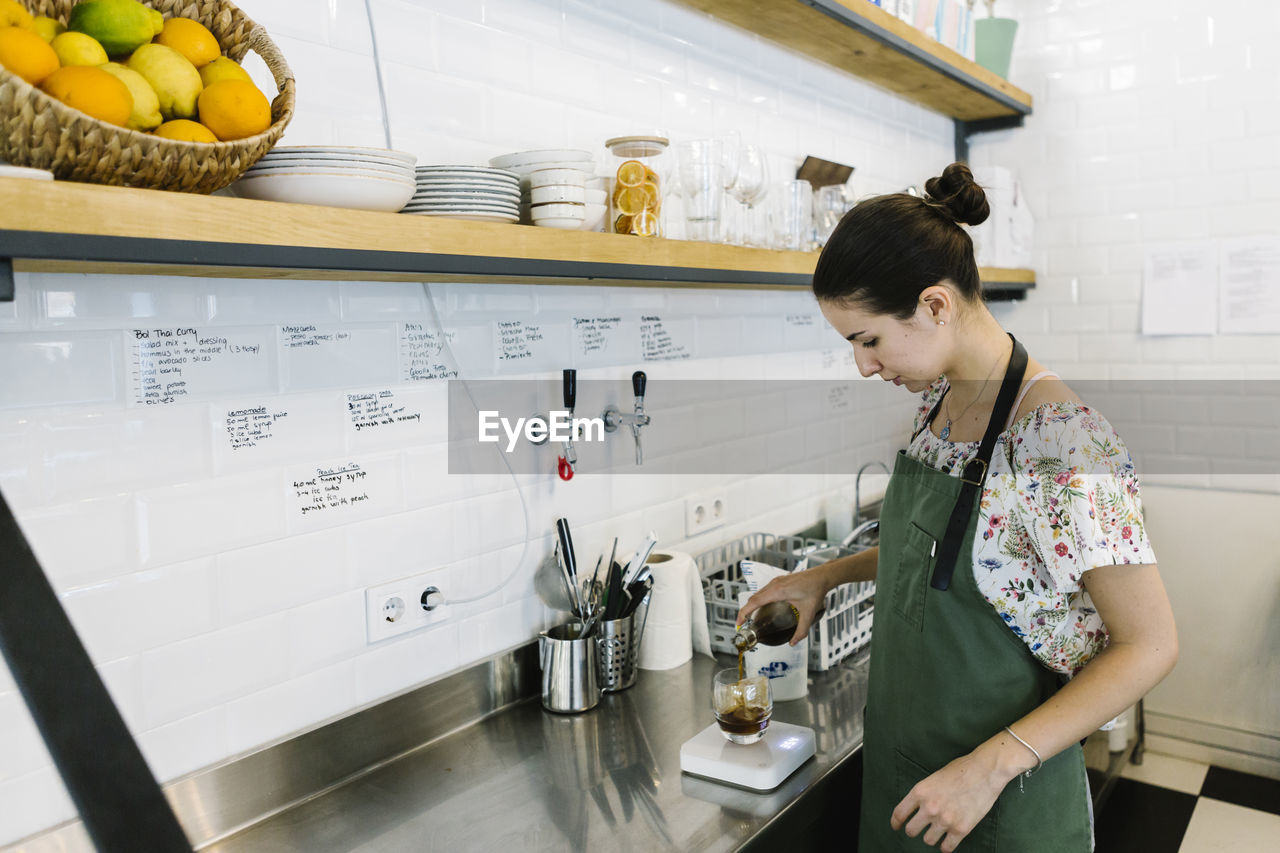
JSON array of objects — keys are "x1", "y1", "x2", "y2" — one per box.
[
  {"x1": 891, "y1": 522, "x2": 936, "y2": 633},
  {"x1": 895, "y1": 749, "x2": 1000, "y2": 850}
]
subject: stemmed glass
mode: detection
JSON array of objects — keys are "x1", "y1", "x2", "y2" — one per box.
[{"x1": 728, "y1": 144, "x2": 769, "y2": 247}]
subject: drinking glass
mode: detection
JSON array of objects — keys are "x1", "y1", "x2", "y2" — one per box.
[
  {"x1": 675, "y1": 139, "x2": 725, "y2": 243},
  {"x1": 771, "y1": 179, "x2": 814, "y2": 251},
  {"x1": 712, "y1": 668, "x2": 772, "y2": 745},
  {"x1": 728, "y1": 143, "x2": 769, "y2": 246},
  {"x1": 814, "y1": 183, "x2": 854, "y2": 247}
]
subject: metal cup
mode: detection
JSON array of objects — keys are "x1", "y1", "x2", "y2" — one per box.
[{"x1": 539, "y1": 622, "x2": 600, "y2": 713}]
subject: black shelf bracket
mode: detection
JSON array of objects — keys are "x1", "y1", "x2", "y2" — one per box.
[
  {"x1": 1, "y1": 257, "x2": 12, "y2": 303},
  {"x1": 955, "y1": 115, "x2": 1026, "y2": 163}
]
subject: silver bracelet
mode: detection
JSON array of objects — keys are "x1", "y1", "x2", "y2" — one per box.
[{"x1": 1003, "y1": 725, "x2": 1043, "y2": 791}]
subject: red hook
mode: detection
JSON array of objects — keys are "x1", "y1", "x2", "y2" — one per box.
[{"x1": 558, "y1": 455, "x2": 574, "y2": 481}]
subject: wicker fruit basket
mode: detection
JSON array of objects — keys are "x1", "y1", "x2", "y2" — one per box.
[{"x1": 0, "y1": 0, "x2": 295, "y2": 193}]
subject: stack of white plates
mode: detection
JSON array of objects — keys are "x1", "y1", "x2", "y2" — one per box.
[
  {"x1": 489, "y1": 149, "x2": 595, "y2": 224},
  {"x1": 229, "y1": 146, "x2": 417, "y2": 211},
  {"x1": 403, "y1": 166, "x2": 520, "y2": 223}
]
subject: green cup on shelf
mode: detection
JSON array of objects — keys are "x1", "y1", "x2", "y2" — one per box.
[{"x1": 975, "y1": 17, "x2": 1018, "y2": 79}]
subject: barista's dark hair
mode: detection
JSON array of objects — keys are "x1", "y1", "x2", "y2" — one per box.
[{"x1": 812, "y1": 162, "x2": 990, "y2": 319}]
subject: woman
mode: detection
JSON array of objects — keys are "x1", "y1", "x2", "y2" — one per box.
[{"x1": 738, "y1": 163, "x2": 1178, "y2": 852}]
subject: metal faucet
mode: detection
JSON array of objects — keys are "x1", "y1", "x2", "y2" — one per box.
[
  {"x1": 602, "y1": 371, "x2": 650, "y2": 466},
  {"x1": 854, "y1": 459, "x2": 891, "y2": 526},
  {"x1": 558, "y1": 369, "x2": 577, "y2": 480}
]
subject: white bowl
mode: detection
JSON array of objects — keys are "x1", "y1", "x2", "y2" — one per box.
[
  {"x1": 583, "y1": 203, "x2": 607, "y2": 231},
  {"x1": 489, "y1": 148, "x2": 592, "y2": 169},
  {"x1": 530, "y1": 184, "x2": 587, "y2": 205},
  {"x1": 228, "y1": 171, "x2": 416, "y2": 211},
  {"x1": 527, "y1": 168, "x2": 588, "y2": 189},
  {"x1": 585, "y1": 188, "x2": 607, "y2": 204},
  {"x1": 534, "y1": 216, "x2": 589, "y2": 230},
  {"x1": 530, "y1": 202, "x2": 585, "y2": 220}
]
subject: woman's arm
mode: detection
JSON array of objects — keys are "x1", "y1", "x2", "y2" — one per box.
[
  {"x1": 735, "y1": 545, "x2": 878, "y2": 643},
  {"x1": 893, "y1": 562, "x2": 1178, "y2": 852},
  {"x1": 970, "y1": 561, "x2": 1179, "y2": 780}
]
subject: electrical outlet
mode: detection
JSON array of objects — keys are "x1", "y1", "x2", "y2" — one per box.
[
  {"x1": 685, "y1": 492, "x2": 728, "y2": 536},
  {"x1": 365, "y1": 572, "x2": 450, "y2": 644}
]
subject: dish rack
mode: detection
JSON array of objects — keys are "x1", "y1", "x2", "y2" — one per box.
[{"x1": 696, "y1": 532, "x2": 876, "y2": 671}]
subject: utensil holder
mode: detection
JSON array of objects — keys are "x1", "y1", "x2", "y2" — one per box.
[
  {"x1": 596, "y1": 591, "x2": 652, "y2": 693},
  {"x1": 539, "y1": 622, "x2": 600, "y2": 713}
]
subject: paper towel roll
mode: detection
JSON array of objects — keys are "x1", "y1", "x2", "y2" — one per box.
[{"x1": 637, "y1": 550, "x2": 713, "y2": 670}]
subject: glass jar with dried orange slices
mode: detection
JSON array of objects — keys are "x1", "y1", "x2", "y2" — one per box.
[{"x1": 603, "y1": 135, "x2": 669, "y2": 238}]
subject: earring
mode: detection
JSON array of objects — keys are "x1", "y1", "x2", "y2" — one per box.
[{"x1": 937, "y1": 320, "x2": 946, "y2": 326}]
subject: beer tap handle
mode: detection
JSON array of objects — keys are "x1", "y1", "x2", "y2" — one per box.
[
  {"x1": 563, "y1": 368, "x2": 577, "y2": 413},
  {"x1": 632, "y1": 371, "x2": 646, "y2": 406}
]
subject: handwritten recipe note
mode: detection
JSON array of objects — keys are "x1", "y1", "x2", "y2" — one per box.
[{"x1": 128, "y1": 327, "x2": 269, "y2": 405}]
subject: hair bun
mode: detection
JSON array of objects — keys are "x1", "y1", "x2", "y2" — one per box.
[{"x1": 924, "y1": 162, "x2": 990, "y2": 226}]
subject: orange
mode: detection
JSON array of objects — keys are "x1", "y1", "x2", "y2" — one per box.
[
  {"x1": 614, "y1": 214, "x2": 632, "y2": 234},
  {"x1": 0, "y1": 24, "x2": 60, "y2": 85},
  {"x1": 616, "y1": 159, "x2": 645, "y2": 187},
  {"x1": 196, "y1": 78, "x2": 269, "y2": 140},
  {"x1": 641, "y1": 180, "x2": 660, "y2": 211},
  {"x1": 39, "y1": 65, "x2": 133, "y2": 126},
  {"x1": 631, "y1": 209, "x2": 659, "y2": 237},
  {"x1": 153, "y1": 118, "x2": 216, "y2": 142},
  {"x1": 154, "y1": 17, "x2": 220, "y2": 68},
  {"x1": 0, "y1": 1, "x2": 36, "y2": 31},
  {"x1": 643, "y1": 166, "x2": 658, "y2": 185},
  {"x1": 614, "y1": 184, "x2": 647, "y2": 217}
]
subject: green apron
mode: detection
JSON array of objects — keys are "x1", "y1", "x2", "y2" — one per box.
[{"x1": 859, "y1": 338, "x2": 1092, "y2": 852}]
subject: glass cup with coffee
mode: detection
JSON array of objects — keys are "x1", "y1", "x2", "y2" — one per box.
[{"x1": 712, "y1": 668, "x2": 773, "y2": 744}]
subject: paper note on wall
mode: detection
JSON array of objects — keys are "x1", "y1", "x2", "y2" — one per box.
[
  {"x1": 1141, "y1": 242, "x2": 1218, "y2": 335},
  {"x1": 1218, "y1": 237, "x2": 1280, "y2": 335}
]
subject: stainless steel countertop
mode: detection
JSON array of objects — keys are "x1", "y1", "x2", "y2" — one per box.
[{"x1": 207, "y1": 649, "x2": 871, "y2": 853}]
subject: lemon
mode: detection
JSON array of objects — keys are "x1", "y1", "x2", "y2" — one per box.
[
  {"x1": 127, "y1": 42, "x2": 202, "y2": 120},
  {"x1": 51, "y1": 31, "x2": 108, "y2": 66},
  {"x1": 616, "y1": 160, "x2": 645, "y2": 188},
  {"x1": 33, "y1": 16, "x2": 65, "y2": 43},
  {"x1": 69, "y1": 0, "x2": 157, "y2": 56},
  {"x1": 197, "y1": 79, "x2": 270, "y2": 140},
  {"x1": 147, "y1": 8, "x2": 162, "y2": 36},
  {"x1": 99, "y1": 61, "x2": 161, "y2": 130},
  {"x1": 154, "y1": 118, "x2": 216, "y2": 143},
  {"x1": 199, "y1": 55, "x2": 250, "y2": 87},
  {"x1": 0, "y1": 0, "x2": 36, "y2": 31},
  {"x1": 0, "y1": 24, "x2": 59, "y2": 85},
  {"x1": 155, "y1": 17, "x2": 219, "y2": 68},
  {"x1": 39, "y1": 65, "x2": 134, "y2": 127}
]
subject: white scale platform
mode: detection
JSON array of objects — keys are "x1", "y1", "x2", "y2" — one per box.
[{"x1": 679, "y1": 721, "x2": 816, "y2": 791}]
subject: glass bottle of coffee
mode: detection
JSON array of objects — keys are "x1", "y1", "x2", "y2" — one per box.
[{"x1": 733, "y1": 601, "x2": 800, "y2": 651}]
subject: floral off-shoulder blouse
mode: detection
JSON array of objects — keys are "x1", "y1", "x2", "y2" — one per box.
[{"x1": 907, "y1": 378, "x2": 1157, "y2": 678}]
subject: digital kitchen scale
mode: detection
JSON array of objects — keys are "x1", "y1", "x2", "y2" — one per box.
[{"x1": 679, "y1": 721, "x2": 816, "y2": 791}]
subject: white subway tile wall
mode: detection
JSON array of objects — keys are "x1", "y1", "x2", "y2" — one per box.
[{"x1": 2, "y1": 0, "x2": 1277, "y2": 843}]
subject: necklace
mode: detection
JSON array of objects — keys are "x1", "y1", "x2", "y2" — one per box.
[{"x1": 939, "y1": 345, "x2": 1006, "y2": 441}]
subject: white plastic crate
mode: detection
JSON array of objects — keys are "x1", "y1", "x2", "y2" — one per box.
[{"x1": 695, "y1": 532, "x2": 877, "y2": 671}]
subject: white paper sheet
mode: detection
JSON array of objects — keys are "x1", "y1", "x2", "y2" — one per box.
[
  {"x1": 1142, "y1": 242, "x2": 1218, "y2": 336},
  {"x1": 1218, "y1": 236, "x2": 1280, "y2": 334}
]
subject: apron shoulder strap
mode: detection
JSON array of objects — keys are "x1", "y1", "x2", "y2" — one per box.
[{"x1": 930, "y1": 334, "x2": 1029, "y2": 591}]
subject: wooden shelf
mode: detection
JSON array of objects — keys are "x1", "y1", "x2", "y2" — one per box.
[
  {"x1": 672, "y1": 0, "x2": 1032, "y2": 122},
  {"x1": 0, "y1": 179, "x2": 1032, "y2": 298}
]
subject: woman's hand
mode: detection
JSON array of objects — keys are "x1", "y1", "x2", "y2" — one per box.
[
  {"x1": 890, "y1": 750, "x2": 1008, "y2": 853},
  {"x1": 735, "y1": 564, "x2": 834, "y2": 645}
]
